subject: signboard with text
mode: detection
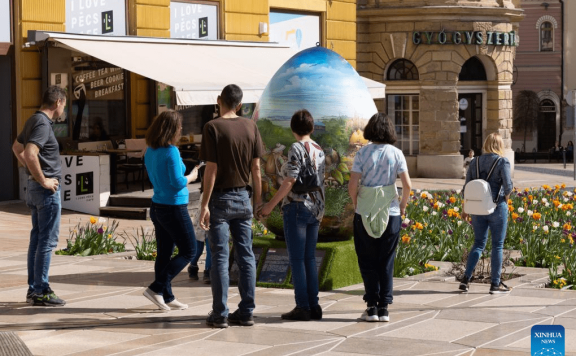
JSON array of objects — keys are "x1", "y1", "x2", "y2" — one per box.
[
  {"x1": 61, "y1": 155, "x2": 101, "y2": 215},
  {"x1": 170, "y1": 1, "x2": 218, "y2": 40},
  {"x1": 412, "y1": 30, "x2": 517, "y2": 46},
  {"x1": 72, "y1": 66, "x2": 125, "y2": 100},
  {"x1": 66, "y1": 0, "x2": 126, "y2": 35}
]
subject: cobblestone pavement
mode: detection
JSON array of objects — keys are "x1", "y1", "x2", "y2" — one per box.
[{"x1": 0, "y1": 163, "x2": 575, "y2": 355}]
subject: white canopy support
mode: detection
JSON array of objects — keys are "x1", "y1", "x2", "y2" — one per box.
[{"x1": 28, "y1": 31, "x2": 385, "y2": 105}]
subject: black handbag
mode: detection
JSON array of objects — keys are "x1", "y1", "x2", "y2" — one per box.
[{"x1": 291, "y1": 142, "x2": 323, "y2": 194}]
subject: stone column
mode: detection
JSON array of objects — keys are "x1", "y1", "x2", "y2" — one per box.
[
  {"x1": 416, "y1": 49, "x2": 464, "y2": 179},
  {"x1": 487, "y1": 84, "x2": 515, "y2": 173},
  {"x1": 417, "y1": 85, "x2": 464, "y2": 178}
]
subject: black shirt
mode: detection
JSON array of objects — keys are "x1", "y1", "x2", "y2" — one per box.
[{"x1": 17, "y1": 111, "x2": 62, "y2": 179}]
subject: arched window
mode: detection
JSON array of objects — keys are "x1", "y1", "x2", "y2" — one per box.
[
  {"x1": 540, "y1": 99, "x2": 555, "y2": 113},
  {"x1": 459, "y1": 57, "x2": 487, "y2": 81},
  {"x1": 540, "y1": 22, "x2": 553, "y2": 51},
  {"x1": 387, "y1": 59, "x2": 419, "y2": 80}
]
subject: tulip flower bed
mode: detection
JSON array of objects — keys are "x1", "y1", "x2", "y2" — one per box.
[
  {"x1": 56, "y1": 217, "x2": 124, "y2": 256},
  {"x1": 399, "y1": 184, "x2": 576, "y2": 290}
]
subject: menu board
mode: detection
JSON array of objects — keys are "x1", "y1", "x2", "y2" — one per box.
[{"x1": 72, "y1": 65, "x2": 125, "y2": 101}]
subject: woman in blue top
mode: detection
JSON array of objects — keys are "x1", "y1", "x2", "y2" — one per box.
[
  {"x1": 142, "y1": 110, "x2": 198, "y2": 311},
  {"x1": 348, "y1": 113, "x2": 412, "y2": 323},
  {"x1": 460, "y1": 132, "x2": 513, "y2": 294}
]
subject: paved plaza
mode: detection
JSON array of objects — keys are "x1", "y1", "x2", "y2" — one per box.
[{"x1": 0, "y1": 163, "x2": 575, "y2": 356}]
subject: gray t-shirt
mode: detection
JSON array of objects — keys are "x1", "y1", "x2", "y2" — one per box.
[{"x1": 17, "y1": 111, "x2": 62, "y2": 179}]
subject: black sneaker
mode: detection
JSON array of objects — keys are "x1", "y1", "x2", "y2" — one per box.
[
  {"x1": 188, "y1": 264, "x2": 199, "y2": 280},
  {"x1": 206, "y1": 311, "x2": 228, "y2": 328},
  {"x1": 311, "y1": 305, "x2": 322, "y2": 320},
  {"x1": 26, "y1": 288, "x2": 35, "y2": 304},
  {"x1": 489, "y1": 282, "x2": 511, "y2": 294},
  {"x1": 32, "y1": 288, "x2": 66, "y2": 307},
  {"x1": 459, "y1": 276, "x2": 470, "y2": 292},
  {"x1": 202, "y1": 269, "x2": 211, "y2": 284},
  {"x1": 378, "y1": 307, "x2": 389, "y2": 322},
  {"x1": 227, "y1": 309, "x2": 254, "y2": 326},
  {"x1": 281, "y1": 307, "x2": 311, "y2": 321},
  {"x1": 361, "y1": 306, "x2": 378, "y2": 322}
]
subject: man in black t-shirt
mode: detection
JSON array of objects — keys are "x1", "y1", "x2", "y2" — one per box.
[
  {"x1": 199, "y1": 84, "x2": 263, "y2": 328},
  {"x1": 12, "y1": 86, "x2": 67, "y2": 307}
]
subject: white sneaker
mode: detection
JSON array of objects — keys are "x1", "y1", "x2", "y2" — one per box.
[
  {"x1": 143, "y1": 288, "x2": 170, "y2": 310},
  {"x1": 361, "y1": 306, "x2": 379, "y2": 322},
  {"x1": 167, "y1": 299, "x2": 188, "y2": 310}
]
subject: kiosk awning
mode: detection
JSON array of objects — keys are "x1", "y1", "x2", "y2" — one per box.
[{"x1": 28, "y1": 31, "x2": 385, "y2": 105}]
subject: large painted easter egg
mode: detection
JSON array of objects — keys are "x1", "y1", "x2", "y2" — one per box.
[{"x1": 253, "y1": 47, "x2": 378, "y2": 242}]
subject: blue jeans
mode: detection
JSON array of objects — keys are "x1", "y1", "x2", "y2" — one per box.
[
  {"x1": 149, "y1": 202, "x2": 196, "y2": 303},
  {"x1": 208, "y1": 190, "x2": 255, "y2": 317},
  {"x1": 465, "y1": 201, "x2": 508, "y2": 285},
  {"x1": 190, "y1": 236, "x2": 212, "y2": 270},
  {"x1": 353, "y1": 214, "x2": 401, "y2": 307},
  {"x1": 26, "y1": 180, "x2": 61, "y2": 294},
  {"x1": 282, "y1": 202, "x2": 320, "y2": 310}
]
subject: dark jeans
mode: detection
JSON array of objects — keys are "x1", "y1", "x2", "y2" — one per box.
[
  {"x1": 26, "y1": 180, "x2": 61, "y2": 294},
  {"x1": 353, "y1": 214, "x2": 401, "y2": 307},
  {"x1": 149, "y1": 202, "x2": 196, "y2": 303},
  {"x1": 208, "y1": 190, "x2": 256, "y2": 317},
  {"x1": 282, "y1": 202, "x2": 320, "y2": 310}
]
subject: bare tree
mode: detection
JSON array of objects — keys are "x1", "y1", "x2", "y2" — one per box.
[{"x1": 513, "y1": 90, "x2": 540, "y2": 151}]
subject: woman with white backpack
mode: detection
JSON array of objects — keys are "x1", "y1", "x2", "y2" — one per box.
[{"x1": 460, "y1": 133, "x2": 513, "y2": 294}]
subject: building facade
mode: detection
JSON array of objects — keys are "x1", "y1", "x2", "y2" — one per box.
[
  {"x1": 2, "y1": 0, "x2": 357, "y2": 201},
  {"x1": 564, "y1": 0, "x2": 576, "y2": 144},
  {"x1": 357, "y1": 0, "x2": 523, "y2": 178},
  {"x1": 512, "y1": 0, "x2": 563, "y2": 153}
]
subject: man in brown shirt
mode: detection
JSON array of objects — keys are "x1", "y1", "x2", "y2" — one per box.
[{"x1": 199, "y1": 84, "x2": 263, "y2": 328}]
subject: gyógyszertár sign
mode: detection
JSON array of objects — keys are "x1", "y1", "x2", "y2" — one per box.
[{"x1": 413, "y1": 31, "x2": 517, "y2": 46}]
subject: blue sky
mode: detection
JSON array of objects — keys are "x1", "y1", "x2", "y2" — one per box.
[{"x1": 256, "y1": 47, "x2": 377, "y2": 121}]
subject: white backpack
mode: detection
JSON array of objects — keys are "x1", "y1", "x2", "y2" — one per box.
[{"x1": 463, "y1": 157, "x2": 501, "y2": 215}]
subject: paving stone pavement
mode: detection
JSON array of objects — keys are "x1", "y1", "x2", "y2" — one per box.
[{"x1": 0, "y1": 163, "x2": 575, "y2": 356}]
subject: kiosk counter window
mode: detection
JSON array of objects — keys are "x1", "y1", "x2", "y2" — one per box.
[
  {"x1": 156, "y1": 82, "x2": 216, "y2": 143},
  {"x1": 47, "y1": 47, "x2": 128, "y2": 142}
]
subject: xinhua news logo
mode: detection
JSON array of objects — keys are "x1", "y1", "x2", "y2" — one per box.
[{"x1": 531, "y1": 325, "x2": 565, "y2": 356}]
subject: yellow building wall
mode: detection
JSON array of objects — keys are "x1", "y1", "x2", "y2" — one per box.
[
  {"x1": 129, "y1": 0, "x2": 170, "y2": 138},
  {"x1": 223, "y1": 0, "x2": 269, "y2": 41},
  {"x1": 15, "y1": 0, "x2": 65, "y2": 133},
  {"x1": 16, "y1": 0, "x2": 358, "y2": 137}
]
